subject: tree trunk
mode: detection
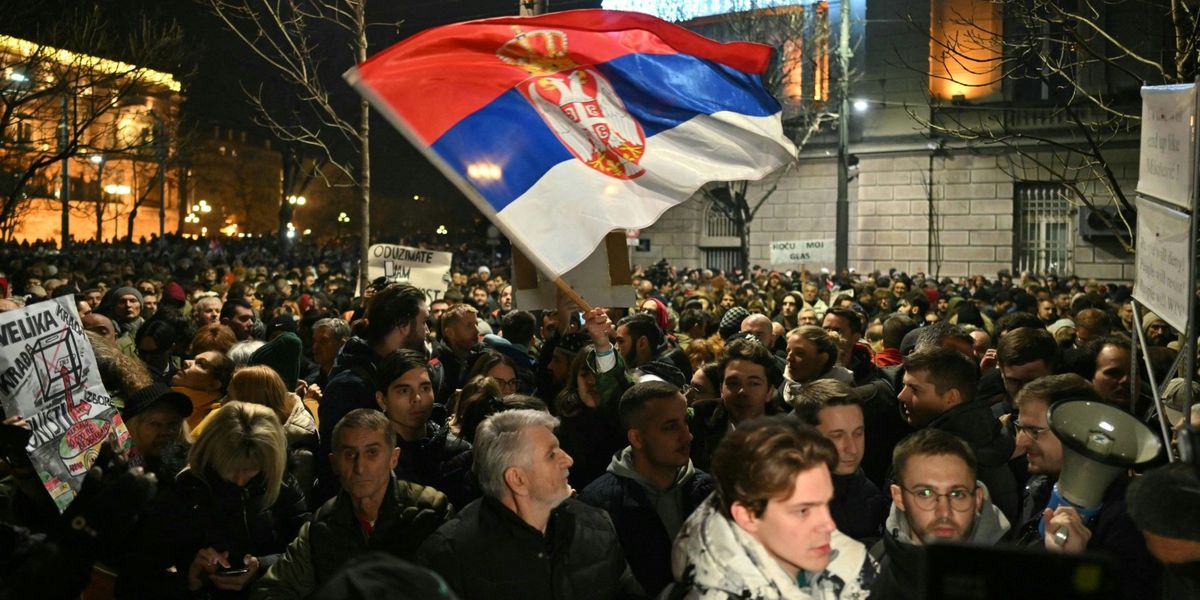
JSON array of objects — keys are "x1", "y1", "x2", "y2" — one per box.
[{"x1": 357, "y1": 1, "x2": 371, "y2": 294}]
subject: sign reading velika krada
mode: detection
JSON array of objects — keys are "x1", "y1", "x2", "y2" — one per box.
[
  {"x1": 1138, "y1": 84, "x2": 1197, "y2": 210},
  {"x1": 0, "y1": 297, "x2": 131, "y2": 512}
]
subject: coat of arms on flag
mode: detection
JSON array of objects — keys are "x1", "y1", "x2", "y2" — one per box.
[
  {"x1": 500, "y1": 28, "x2": 647, "y2": 180},
  {"x1": 347, "y1": 9, "x2": 797, "y2": 279}
]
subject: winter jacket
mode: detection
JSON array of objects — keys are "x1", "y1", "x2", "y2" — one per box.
[
  {"x1": 253, "y1": 477, "x2": 451, "y2": 599},
  {"x1": 669, "y1": 496, "x2": 876, "y2": 599},
  {"x1": 558, "y1": 400, "x2": 628, "y2": 491},
  {"x1": 830, "y1": 469, "x2": 888, "y2": 542},
  {"x1": 579, "y1": 448, "x2": 715, "y2": 595},
  {"x1": 417, "y1": 496, "x2": 645, "y2": 600},
  {"x1": 1013, "y1": 475, "x2": 1161, "y2": 600},
  {"x1": 117, "y1": 467, "x2": 309, "y2": 600},
  {"x1": 927, "y1": 400, "x2": 1018, "y2": 523},
  {"x1": 868, "y1": 480, "x2": 1010, "y2": 600},
  {"x1": 394, "y1": 420, "x2": 471, "y2": 495}
]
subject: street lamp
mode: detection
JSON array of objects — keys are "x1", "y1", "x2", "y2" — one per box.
[{"x1": 337, "y1": 211, "x2": 350, "y2": 239}]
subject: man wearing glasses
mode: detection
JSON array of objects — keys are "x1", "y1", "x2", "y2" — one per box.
[
  {"x1": 870, "y1": 428, "x2": 1010, "y2": 599},
  {"x1": 1011, "y1": 374, "x2": 1162, "y2": 600}
]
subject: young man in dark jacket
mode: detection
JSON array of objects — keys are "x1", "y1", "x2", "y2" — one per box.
[
  {"x1": 579, "y1": 381, "x2": 714, "y2": 595},
  {"x1": 256, "y1": 409, "x2": 452, "y2": 598},
  {"x1": 417, "y1": 409, "x2": 644, "y2": 600},
  {"x1": 374, "y1": 349, "x2": 470, "y2": 494}
]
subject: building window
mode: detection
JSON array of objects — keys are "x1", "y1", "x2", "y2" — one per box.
[
  {"x1": 929, "y1": 0, "x2": 1003, "y2": 102},
  {"x1": 811, "y1": 1, "x2": 829, "y2": 102},
  {"x1": 705, "y1": 203, "x2": 738, "y2": 238},
  {"x1": 705, "y1": 248, "x2": 743, "y2": 272},
  {"x1": 1014, "y1": 183, "x2": 1073, "y2": 275}
]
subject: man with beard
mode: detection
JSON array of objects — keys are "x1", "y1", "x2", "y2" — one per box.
[
  {"x1": 580, "y1": 381, "x2": 714, "y2": 595},
  {"x1": 613, "y1": 313, "x2": 685, "y2": 386},
  {"x1": 219, "y1": 298, "x2": 256, "y2": 342},
  {"x1": 896, "y1": 348, "x2": 1017, "y2": 522},
  {"x1": 1087, "y1": 336, "x2": 1133, "y2": 410},
  {"x1": 317, "y1": 283, "x2": 430, "y2": 502},
  {"x1": 418, "y1": 409, "x2": 641, "y2": 600},
  {"x1": 869, "y1": 429, "x2": 1010, "y2": 599}
]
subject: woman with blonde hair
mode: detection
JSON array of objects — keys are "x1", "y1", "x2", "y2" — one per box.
[
  {"x1": 119, "y1": 402, "x2": 309, "y2": 599},
  {"x1": 213, "y1": 365, "x2": 319, "y2": 499}
]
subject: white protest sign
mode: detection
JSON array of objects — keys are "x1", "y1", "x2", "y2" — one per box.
[
  {"x1": 365, "y1": 244, "x2": 453, "y2": 303},
  {"x1": 770, "y1": 239, "x2": 835, "y2": 267},
  {"x1": 0, "y1": 297, "x2": 132, "y2": 512},
  {"x1": 1138, "y1": 84, "x2": 1196, "y2": 210},
  {"x1": 1134, "y1": 196, "x2": 1191, "y2": 332}
]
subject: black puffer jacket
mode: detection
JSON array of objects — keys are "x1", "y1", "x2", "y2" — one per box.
[
  {"x1": 394, "y1": 421, "x2": 471, "y2": 494},
  {"x1": 417, "y1": 496, "x2": 645, "y2": 600},
  {"x1": 928, "y1": 400, "x2": 1018, "y2": 522},
  {"x1": 117, "y1": 467, "x2": 309, "y2": 599},
  {"x1": 579, "y1": 467, "x2": 713, "y2": 595}
]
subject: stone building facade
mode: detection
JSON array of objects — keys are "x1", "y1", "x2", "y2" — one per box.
[{"x1": 629, "y1": 0, "x2": 1142, "y2": 281}]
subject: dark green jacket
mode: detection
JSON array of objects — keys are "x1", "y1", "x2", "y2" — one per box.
[{"x1": 253, "y1": 477, "x2": 451, "y2": 599}]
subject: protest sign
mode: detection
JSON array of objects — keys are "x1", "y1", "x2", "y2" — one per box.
[
  {"x1": 1134, "y1": 197, "x2": 1192, "y2": 332},
  {"x1": 0, "y1": 297, "x2": 131, "y2": 512},
  {"x1": 365, "y1": 244, "x2": 453, "y2": 303},
  {"x1": 1138, "y1": 84, "x2": 1197, "y2": 210},
  {"x1": 770, "y1": 239, "x2": 835, "y2": 267}
]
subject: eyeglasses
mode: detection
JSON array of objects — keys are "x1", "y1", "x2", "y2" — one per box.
[
  {"x1": 1013, "y1": 420, "x2": 1050, "y2": 440},
  {"x1": 495, "y1": 378, "x2": 519, "y2": 390},
  {"x1": 900, "y1": 485, "x2": 976, "y2": 512}
]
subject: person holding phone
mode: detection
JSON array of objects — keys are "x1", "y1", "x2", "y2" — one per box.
[{"x1": 117, "y1": 402, "x2": 309, "y2": 599}]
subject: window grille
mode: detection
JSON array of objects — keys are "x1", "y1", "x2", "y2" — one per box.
[{"x1": 1014, "y1": 183, "x2": 1073, "y2": 275}]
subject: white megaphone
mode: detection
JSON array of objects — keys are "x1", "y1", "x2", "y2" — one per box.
[{"x1": 1041, "y1": 400, "x2": 1162, "y2": 534}]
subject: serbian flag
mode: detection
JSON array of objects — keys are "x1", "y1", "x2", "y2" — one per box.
[{"x1": 346, "y1": 9, "x2": 796, "y2": 277}]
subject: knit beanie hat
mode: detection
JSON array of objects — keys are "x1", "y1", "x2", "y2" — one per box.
[
  {"x1": 719, "y1": 306, "x2": 750, "y2": 340},
  {"x1": 1126, "y1": 463, "x2": 1200, "y2": 542},
  {"x1": 249, "y1": 331, "x2": 302, "y2": 390}
]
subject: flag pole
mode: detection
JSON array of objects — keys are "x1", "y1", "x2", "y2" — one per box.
[{"x1": 346, "y1": 67, "x2": 597, "y2": 313}]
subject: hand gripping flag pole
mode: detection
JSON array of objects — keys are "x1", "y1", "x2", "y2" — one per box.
[{"x1": 345, "y1": 9, "x2": 798, "y2": 310}]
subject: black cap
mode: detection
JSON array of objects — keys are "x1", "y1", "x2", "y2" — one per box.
[
  {"x1": 120, "y1": 382, "x2": 192, "y2": 422},
  {"x1": 310, "y1": 552, "x2": 459, "y2": 600}
]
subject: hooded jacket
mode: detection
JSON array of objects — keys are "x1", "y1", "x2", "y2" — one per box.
[
  {"x1": 868, "y1": 481, "x2": 1010, "y2": 600},
  {"x1": 671, "y1": 496, "x2": 876, "y2": 599},
  {"x1": 579, "y1": 448, "x2": 714, "y2": 595}
]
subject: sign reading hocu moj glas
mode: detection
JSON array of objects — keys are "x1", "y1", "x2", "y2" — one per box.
[{"x1": 0, "y1": 297, "x2": 132, "y2": 512}]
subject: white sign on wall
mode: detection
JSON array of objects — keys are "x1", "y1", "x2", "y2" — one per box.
[
  {"x1": 770, "y1": 239, "x2": 835, "y2": 267},
  {"x1": 1134, "y1": 196, "x2": 1191, "y2": 332},
  {"x1": 1138, "y1": 84, "x2": 1197, "y2": 210}
]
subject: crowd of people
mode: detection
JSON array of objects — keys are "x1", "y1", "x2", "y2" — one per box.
[{"x1": 1, "y1": 236, "x2": 1199, "y2": 600}]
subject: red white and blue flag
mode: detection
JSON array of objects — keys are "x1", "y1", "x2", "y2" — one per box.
[{"x1": 347, "y1": 9, "x2": 796, "y2": 277}]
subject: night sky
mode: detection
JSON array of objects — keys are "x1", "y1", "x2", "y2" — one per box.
[{"x1": 0, "y1": 0, "x2": 602, "y2": 230}]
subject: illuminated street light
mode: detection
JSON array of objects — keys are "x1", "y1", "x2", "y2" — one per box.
[
  {"x1": 436, "y1": 225, "x2": 448, "y2": 235},
  {"x1": 89, "y1": 154, "x2": 103, "y2": 164},
  {"x1": 287, "y1": 195, "x2": 306, "y2": 205},
  {"x1": 853, "y1": 98, "x2": 869, "y2": 112},
  {"x1": 104, "y1": 184, "x2": 131, "y2": 195}
]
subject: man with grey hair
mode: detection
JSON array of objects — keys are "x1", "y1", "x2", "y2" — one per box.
[
  {"x1": 255, "y1": 409, "x2": 452, "y2": 598},
  {"x1": 310, "y1": 317, "x2": 351, "y2": 387},
  {"x1": 418, "y1": 409, "x2": 643, "y2": 600}
]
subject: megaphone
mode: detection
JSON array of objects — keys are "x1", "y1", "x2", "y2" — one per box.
[{"x1": 1041, "y1": 400, "x2": 1162, "y2": 533}]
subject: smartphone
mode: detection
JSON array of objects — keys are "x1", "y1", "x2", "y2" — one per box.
[{"x1": 215, "y1": 566, "x2": 249, "y2": 577}]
